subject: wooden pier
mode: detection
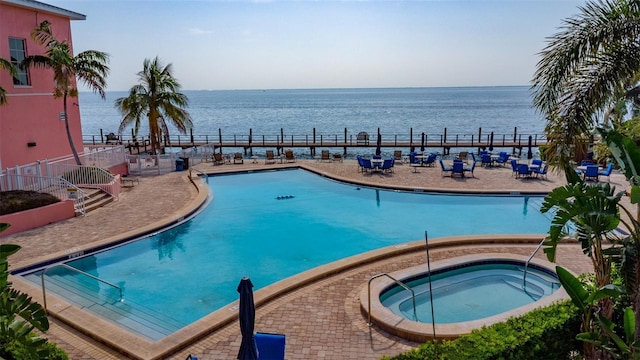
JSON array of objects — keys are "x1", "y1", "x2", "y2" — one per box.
[{"x1": 84, "y1": 127, "x2": 547, "y2": 156}]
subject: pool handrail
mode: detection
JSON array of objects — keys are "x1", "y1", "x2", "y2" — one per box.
[
  {"x1": 523, "y1": 238, "x2": 546, "y2": 287},
  {"x1": 367, "y1": 273, "x2": 417, "y2": 326},
  {"x1": 40, "y1": 263, "x2": 123, "y2": 311}
]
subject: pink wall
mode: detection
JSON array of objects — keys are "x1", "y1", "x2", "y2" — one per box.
[
  {"x1": 0, "y1": 200, "x2": 75, "y2": 237},
  {"x1": 0, "y1": 2, "x2": 84, "y2": 169}
]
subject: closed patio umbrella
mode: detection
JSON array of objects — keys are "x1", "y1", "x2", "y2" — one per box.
[
  {"x1": 237, "y1": 277, "x2": 258, "y2": 360},
  {"x1": 488, "y1": 132, "x2": 494, "y2": 152},
  {"x1": 421, "y1": 132, "x2": 425, "y2": 152},
  {"x1": 375, "y1": 131, "x2": 382, "y2": 156},
  {"x1": 527, "y1": 135, "x2": 533, "y2": 160}
]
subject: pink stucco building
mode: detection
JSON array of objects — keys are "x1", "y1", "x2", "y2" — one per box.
[{"x1": 0, "y1": 0, "x2": 85, "y2": 169}]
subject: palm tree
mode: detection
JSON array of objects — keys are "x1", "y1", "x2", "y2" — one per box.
[
  {"x1": 22, "y1": 21, "x2": 110, "y2": 165},
  {"x1": 531, "y1": 0, "x2": 640, "y2": 170},
  {"x1": 0, "y1": 57, "x2": 18, "y2": 105},
  {"x1": 115, "y1": 57, "x2": 192, "y2": 155}
]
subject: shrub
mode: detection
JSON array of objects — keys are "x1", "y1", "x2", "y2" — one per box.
[
  {"x1": 382, "y1": 301, "x2": 581, "y2": 360},
  {"x1": 0, "y1": 190, "x2": 60, "y2": 215}
]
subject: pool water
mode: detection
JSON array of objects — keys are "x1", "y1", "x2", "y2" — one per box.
[
  {"x1": 23, "y1": 169, "x2": 553, "y2": 339},
  {"x1": 380, "y1": 262, "x2": 560, "y2": 323}
]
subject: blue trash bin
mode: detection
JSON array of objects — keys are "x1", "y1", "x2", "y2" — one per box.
[{"x1": 175, "y1": 158, "x2": 184, "y2": 171}]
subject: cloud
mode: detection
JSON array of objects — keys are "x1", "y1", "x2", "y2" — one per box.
[{"x1": 187, "y1": 28, "x2": 213, "y2": 36}]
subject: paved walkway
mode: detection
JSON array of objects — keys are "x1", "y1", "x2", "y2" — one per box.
[{"x1": 2, "y1": 159, "x2": 631, "y2": 359}]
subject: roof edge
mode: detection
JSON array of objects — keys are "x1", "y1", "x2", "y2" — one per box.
[{"x1": 1, "y1": 0, "x2": 86, "y2": 20}]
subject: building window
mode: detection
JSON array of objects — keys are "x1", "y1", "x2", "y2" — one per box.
[{"x1": 9, "y1": 38, "x2": 29, "y2": 86}]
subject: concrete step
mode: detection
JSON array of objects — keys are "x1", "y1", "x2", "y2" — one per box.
[{"x1": 76, "y1": 188, "x2": 114, "y2": 215}]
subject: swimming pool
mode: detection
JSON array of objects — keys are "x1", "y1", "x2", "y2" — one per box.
[{"x1": 21, "y1": 169, "x2": 553, "y2": 340}]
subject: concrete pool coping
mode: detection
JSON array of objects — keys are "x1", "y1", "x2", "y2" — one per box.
[
  {"x1": 4, "y1": 161, "x2": 605, "y2": 359},
  {"x1": 361, "y1": 253, "x2": 568, "y2": 342}
]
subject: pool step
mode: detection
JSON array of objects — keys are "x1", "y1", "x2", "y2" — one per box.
[{"x1": 25, "y1": 273, "x2": 185, "y2": 340}]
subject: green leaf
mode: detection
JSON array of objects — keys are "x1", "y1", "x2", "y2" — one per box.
[
  {"x1": 556, "y1": 266, "x2": 589, "y2": 310},
  {"x1": 624, "y1": 307, "x2": 635, "y2": 343}
]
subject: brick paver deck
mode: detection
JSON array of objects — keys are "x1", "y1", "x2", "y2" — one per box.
[{"x1": 2, "y1": 160, "x2": 630, "y2": 359}]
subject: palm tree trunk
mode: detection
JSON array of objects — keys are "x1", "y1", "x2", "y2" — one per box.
[{"x1": 63, "y1": 93, "x2": 81, "y2": 165}]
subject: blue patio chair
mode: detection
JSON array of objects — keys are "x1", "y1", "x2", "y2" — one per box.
[
  {"x1": 452, "y1": 161, "x2": 465, "y2": 177},
  {"x1": 361, "y1": 158, "x2": 375, "y2": 173},
  {"x1": 481, "y1": 154, "x2": 492, "y2": 167},
  {"x1": 516, "y1": 164, "x2": 532, "y2": 179},
  {"x1": 356, "y1": 155, "x2": 365, "y2": 173},
  {"x1": 495, "y1": 152, "x2": 509, "y2": 166},
  {"x1": 255, "y1": 332, "x2": 286, "y2": 360},
  {"x1": 380, "y1": 158, "x2": 394, "y2": 173},
  {"x1": 599, "y1": 162, "x2": 613, "y2": 181},
  {"x1": 439, "y1": 159, "x2": 453, "y2": 177},
  {"x1": 463, "y1": 160, "x2": 476, "y2": 177},
  {"x1": 581, "y1": 160, "x2": 594, "y2": 166},
  {"x1": 510, "y1": 159, "x2": 519, "y2": 177},
  {"x1": 471, "y1": 152, "x2": 477, "y2": 163},
  {"x1": 583, "y1": 165, "x2": 599, "y2": 182},
  {"x1": 423, "y1": 153, "x2": 437, "y2": 167},
  {"x1": 533, "y1": 163, "x2": 548, "y2": 179},
  {"x1": 531, "y1": 159, "x2": 543, "y2": 167},
  {"x1": 409, "y1": 152, "x2": 420, "y2": 165}
]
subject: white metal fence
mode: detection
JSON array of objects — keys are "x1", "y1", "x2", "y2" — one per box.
[{"x1": 0, "y1": 174, "x2": 86, "y2": 215}]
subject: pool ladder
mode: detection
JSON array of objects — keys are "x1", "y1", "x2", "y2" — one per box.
[
  {"x1": 40, "y1": 263, "x2": 123, "y2": 312},
  {"x1": 367, "y1": 273, "x2": 417, "y2": 326},
  {"x1": 523, "y1": 238, "x2": 546, "y2": 288}
]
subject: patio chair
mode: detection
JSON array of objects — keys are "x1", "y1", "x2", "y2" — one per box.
[
  {"x1": 213, "y1": 153, "x2": 225, "y2": 165},
  {"x1": 361, "y1": 158, "x2": 375, "y2": 173},
  {"x1": 458, "y1": 151, "x2": 469, "y2": 163},
  {"x1": 320, "y1": 150, "x2": 331, "y2": 162},
  {"x1": 423, "y1": 153, "x2": 437, "y2": 167},
  {"x1": 393, "y1": 150, "x2": 404, "y2": 164},
  {"x1": 581, "y1": 160, "x2": 594, "y2": 166},
  {"x1": 495, "y1": 152, "x2": 509, "y2": 166},
  {"x1": 533, "y1": 163, "x2": 548, "y2": 179},
  {"x1": 599, "y1": 162, "x2": 613, "y2": 181},
  {"x1": 439, "y1": 159, "x2": 453, "y2": 177},
  {"x1": 583, "y1": 165, "x2": 599, "y2": 182},
  {"x1": 332, "y1": 153, "x2": 343, "y2": 162},
  {"x1": 451, "y1": 161, "x2": 465, "y2": 177},
  {"x1": 510, "y1": 159, "x2": 519, "y2": 177},
  {"x1": 481, "y1": 154, "x2": 492, "y2": 167},
  {"x1": 516, "y1": 164, "x2": 532, "y2": 179},
  {"x1": 531, "y1": 159, "x2": 543, "y2": 167},
  {"x1": 265, "y1": 150, "x2": 277, "y2": 164},
  {"x1": 463, "y1": 160, "x2": 476, "y2": 177},
  {"x1": 284, "y1": 149, "x2": 296, "y2": 163},
  {"x1": 255, "y1": 332, "x2": 286, "y2": 360},
  {"x1": 233, "y1": 152, "x2": 244, "y2": 164},
  {"x1": 380, "y1": 158, "x2": 394, "y2": 173},
  {"x1": 408, "y1": 152, "x2": 421, "y2": 166}
]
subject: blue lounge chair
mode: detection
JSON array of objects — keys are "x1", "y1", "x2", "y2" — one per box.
[
  {"x1": 510, "y1": 159, "x2": 519, "y2": 177},
  {"x1": 463, "y1": 161, "x2": 476, "y2": 177},
  {"x1": 495, "y1": 152, "x2": 509, "y2": 166},
  {"x1": 583, "y1": 165, "x2": 599, "y2": 182},
  {"x1": 599, "y1": 162, "x2": 613, "y2": 181},
  {"x1": 409, "y1": 152, "x2": 421, "y2": 166},
  {"x1": 255, "y1": 332, "x2": 286, "y2": 360},
  {"x1": 481, "y1": 154, "x2": 492, "y2": 167},
  {"x1": 452, "y1": 161, "x2": 465, "y2": 177},
  {"x1": 531, "y1": 159, "x2": 543, "y2": 167},
  {"x1": 439, "y1": 159, "x2": 453, "y2": 176},
  {"x1": 361, "y1": 158, "x2": 375, "y2": 173}
]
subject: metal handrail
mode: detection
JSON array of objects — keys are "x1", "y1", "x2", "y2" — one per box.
[
  {"x1": 523, "y1": 238, "x2": 546, "y2": 287},
  {"x1": 367, "y1": 273, "x2": 417, "y2": 326},
  {"x1": 189, "y1": 168, "x2": 209, "y2": 183},
  {"x1": 40, "y1": 263, "x2": 123, "y2": 311}
]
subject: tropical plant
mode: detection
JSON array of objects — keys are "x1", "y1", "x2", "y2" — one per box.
[
  {"x1": 531, "y1": 0, "x2": 640, "y2": 170},
  {"x1": 0, "y1": 57, "x2": 18, "y2": 106},
  {"x1": 21, "y1": 21, "x2": 110, "y2": 165},
  {"x1": 115, "y1": 56, "x2": 192, "y2": 155},
  {"x1": 0, "y1": 223, "x2": 66, "y2": 359}
]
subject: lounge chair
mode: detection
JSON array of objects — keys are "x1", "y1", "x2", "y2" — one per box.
[
  {"x1": 213, "y1": 153, "x2": 225, "y2": 165},
  {"x1": 233, "y1": 152, "x2": 244, "y2": 164},
  {"x1": 408, "y1": 152, "x2": 420, "y2": 166},
  {"x1": 439, "y1": 159, "x2": 453, "y2": 176},
  {"x1": 255, "y1": 332, "x2": 286, "y2": 360},
  {"x1": 481, "y1": 154, "x2": 492, "y2": 167},
  {"x1": 423, "y1": 153, "x2": 437, "y2": 167},
  {"x1": 320, "y1": 150, "x2": 331, "y2": 162},
  {"x1": 284, "y1": 149, "x2": 296, "y2": 163},
  {"x1": 599, "y1": 162, "x2": 613, "y2": 181},
  {"x1": 583, "y1": 165, "x2": 599, "y2": 182},
  {"x1": 265, "y1": 150, "x2": 277, "y2": 164},
  {"x1": 533, "y1": 163, "x2": 548, "y2": 179},
  {"x1": 451, "y1": 161, "x2": 465, "y2": 177},
  {"x1": 463, "y1": 160, "x2": 476, "y2": 177},
  {"x1": 495, "y1": 152, "x2": 509, "y2": 166},
  {"x1": 510, "y1": 159, "x2": 519, "y2": 177},
  {"x1": 361, "y1": 158, "x2": 375, "y2": 173},
  {"x1": 332, "y1": 153, "x2": 343, "y2": 162}
]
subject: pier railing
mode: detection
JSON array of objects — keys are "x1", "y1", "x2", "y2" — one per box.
[{"x1": 84, "y1": 127, "x2": 547, "y2": 153}]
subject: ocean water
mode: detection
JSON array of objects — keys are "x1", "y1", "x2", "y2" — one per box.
[{"x1": 79, "y1": 86, "x2": 545, "y2": 142}]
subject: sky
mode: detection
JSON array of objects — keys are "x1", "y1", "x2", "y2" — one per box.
[{"x1": 45, "y1": 0, "x2": 586, "y2": 91}]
